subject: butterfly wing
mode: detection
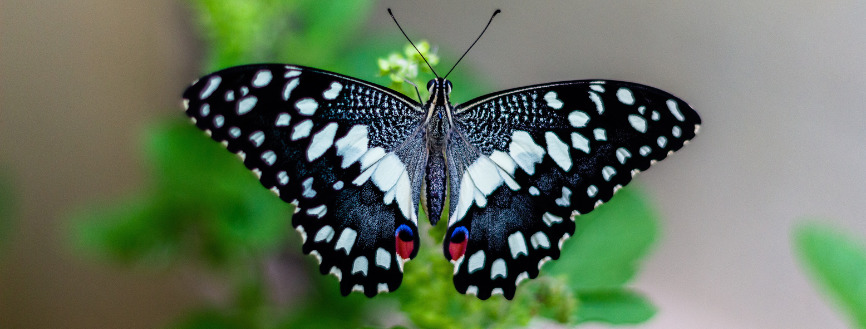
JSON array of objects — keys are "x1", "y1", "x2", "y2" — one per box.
[
  {"x1": 444, "y1": 80, "x2": 701, "y2": 299},
  {"x1": 183, "y1": 64, "x2": 428, "y2": 297}
]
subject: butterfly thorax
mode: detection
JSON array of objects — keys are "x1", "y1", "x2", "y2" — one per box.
[{"x1": 423, "y1": 78, "x2": 453, "y2": 225}]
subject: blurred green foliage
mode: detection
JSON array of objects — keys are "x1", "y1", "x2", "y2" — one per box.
[
  {"x1": 71, "y1": 0, "x2": 661, "y2": 328},
  {"x1": 794, "y1": 222, "x2": 866, "y2": 328}
]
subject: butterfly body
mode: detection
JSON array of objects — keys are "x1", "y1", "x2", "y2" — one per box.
[
  {"x1": 422, "y1": 78, "x2": 454, "y2": 224},
  {"x1": 183, "y1": 64, "x2": 700, "y2": 300}
]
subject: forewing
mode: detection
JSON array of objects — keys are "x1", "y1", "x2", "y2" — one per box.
[
  {"x1": 183, "y1": 64, "x2": 427, "y2": 297},
  {"x1": 444, "y1": 80, "x2": 701, "y2": 299}
]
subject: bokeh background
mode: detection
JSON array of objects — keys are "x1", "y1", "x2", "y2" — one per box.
[{"x1": 3, "y1": 0, "x2": 866, "y2": 328}]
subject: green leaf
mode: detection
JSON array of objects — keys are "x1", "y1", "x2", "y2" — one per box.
[
  {"x1": 794, "y1": 221, "x2": 866, "y2": 328},
  {"x1": 575, "y1": 289, "x2": 656, "y2": 324},
  {"x1": 546, "y1": 187, "x2": 659, "y2": 290}
]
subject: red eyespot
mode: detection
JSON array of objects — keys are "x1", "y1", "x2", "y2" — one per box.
[
  {"x1": 447, "y1": 227, "x2": 468, "y2": 261},
  {"x1": 395, "y1": 224, "x2": 415, "y2": 260}
]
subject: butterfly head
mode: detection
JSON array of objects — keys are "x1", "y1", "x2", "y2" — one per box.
[{"x1": 427, "y1": 78, "x2": 452, "y2": 96}]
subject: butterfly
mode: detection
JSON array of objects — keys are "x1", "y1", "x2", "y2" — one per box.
[{"x1": 181, "y1": 11, "x2": 700, "y2": 300}]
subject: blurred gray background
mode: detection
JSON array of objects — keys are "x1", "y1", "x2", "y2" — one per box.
[{"x1": 2, "y1": 0, "x2": 865, "y2": 328}]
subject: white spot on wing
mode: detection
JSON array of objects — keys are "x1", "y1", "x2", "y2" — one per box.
[
  {"x1": 544, "y1": 91, "x2": 563, "y2": 109},
  {"x1": 667, "y1": 99, "x2": 686, "y2": 121},
  {"x1": 306, "y1": 205, "x2": 327, "y2": 218},
  {"x1": 314, "y1": 225, "x2": 335, "y2": 243},
  {"x1": 332, "y1": 181, "x2": 344, "y2": 190},
  {"x1": 672, "y1": 126, "x2": 682, "y2": 138},
  {"x1": 284, "y1": 68, "x2": 301, "y2": 78},
  {"x1": 639, "y1": 145, "x2": 652, "y2": 156},
  {"x1": 306, "y1": 123, "x2": 338, "y2": 161},
  {"x1": 587, "y1": 185, "x2": 598, "y2": 197},
  {"x1": 252, "y1": 69, "x2": 272, "y2": 88},
  {"x1": 375, "y1": 248, "x2": 391, "y2": 269},
  {"x1": 542, "y1": 212, "x2": 563, "y2": 227},
  {"x1": 453, "y1": 155, "x2": 513, "y2": 224},
  {"x1": 467, "y1": 250, "x2": 485, "y2": 274},
  {"x1": 371, "y1": 153, "x2": 403, "y2": 192},
  {"x1": 515, "y1": 271, "x2": 530, "y2": 286},
  {"x1": 465, "y1": 156, "x2": 504, "y2": 196},
  {"x1": 261, "y1": 150, "x2": 277, "y2": 166},
  {"x1": 616, "y1": 147, "x2": 632, "y2": 164},
  {"x1": 359, "y1": 146, "x2": 386, "y2": 171},
  {"x1": 528, "y1": 186, "x2": 540, "y2": 196},
  {"x1": 213, "y1": 115, "x2": 224, "y2": 128},
  {"x1": 544, "y1": 132, "x2": 572, "y2": 171},
  {"x1": 329, "y1": 266, "x2": 342, "y2": 280},
  {"x1": 593, "y1": 128, "x2": 607, "y2": 141},
  {"x1": 295, "y1": 98, "x2": 319, "y2": 116},
  {"x1": 352, "y1": 256, "x2": 369, "y2": 276},
  {"x1": 602, "y1": 166, "x2": 616, "y2": 181},
  {"x1": 249, "y1": 130, "x2": 265, "y2": 147},
  {"x1": 228, "y1": 127, "x2": 241, "y2": 138},
  {"x1": 616, "y1": 87, "x2": 635, "y2": 105},
  {"x1": 589, "y1": 91, "x2": 604, "y2": 114},
  {"x1": 282, "y1": 78, "x2": 299, "y2": 101},
  {"x1": 200, "y1": 76, "x2": 221, "y2": 99},
  {"x1": 323, "y1": 81, "x2": 343, "y2": 100},
  {"x1": 275, "y1": 113, "x2": 291, "y2": 126},
  {"x1": 200, "y1": 104, "x2": 210, "y2": 117},
  {"x1": 489, "y1": 150, "x2": 517, "y2": 175},
  {"x1": 568, "y1": 110, "x2": 589, "y2": 128},
  {"x1": 571, "y1": 132, "x2": 590, "y2": 154},
  {"x1": 335, "y1": 228, "x2": 357, "y2": 255},
  {"x1": 490, "y1": 259, "x2": 507, "y2": 279},
  {"x1": 277, "y1": 171, "x2": 289, "y2": 185},
  {"x1": 530, "y1": 231, "x2": 550, "y2": 249},
  {"x1": 291, "y1": 119, "x2": 314, "y2": 140},
  {"x1": 508, "y1": 232, "x2": 528, "y2": 259},
  {"x1": 335, "y1": 125, "x2": 369, "y2": 168},
  {"x1": 509, "y1": 130, "x2": 545, "y2": 175},
  {"x1": 302, "y1": 177, "x2": 316, "y2": 198},
  {"x1": 628, "y1": 114, "x2": 648, "y2": 133},
  {"x1": 237, "y1": 96, "x2": 257, "y2": 115},
  {"x1": 657, "y1": 136, "x2": 668, "y2": 148},
  {"x1": 555, "y1": 186, "x2": 571, "y2": 207}
]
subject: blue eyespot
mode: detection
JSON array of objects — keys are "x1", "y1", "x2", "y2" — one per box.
[
  {"x1": 395, "y1": 224, "x2": 414, "y2": 241},
  {"x1": 450, "y1": 226, "x2": 468, "y2": 243}
]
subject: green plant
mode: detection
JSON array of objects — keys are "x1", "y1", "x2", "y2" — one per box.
[{"x1": 794, "y1": 221, "x2": 866, "y2": 328}]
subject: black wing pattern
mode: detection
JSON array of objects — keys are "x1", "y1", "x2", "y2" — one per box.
[
  {"x1": 444, "y1": 80, "x2": 701, "y2": 299},
  {"x1": 182, "y1": 64, "x2": 428, "y2": 297}
]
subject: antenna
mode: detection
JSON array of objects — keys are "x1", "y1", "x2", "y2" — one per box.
[
  {"x1": 444, "y1": 9, "x2": 501, "y2": 79},
  {"x1": 388, "y1": 8, "x2": 439, "y2": 78}
]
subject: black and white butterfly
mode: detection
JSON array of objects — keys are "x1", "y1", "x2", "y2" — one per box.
[{"x1": 181, "y1": 12, "x2": 700, "y2": 300}]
